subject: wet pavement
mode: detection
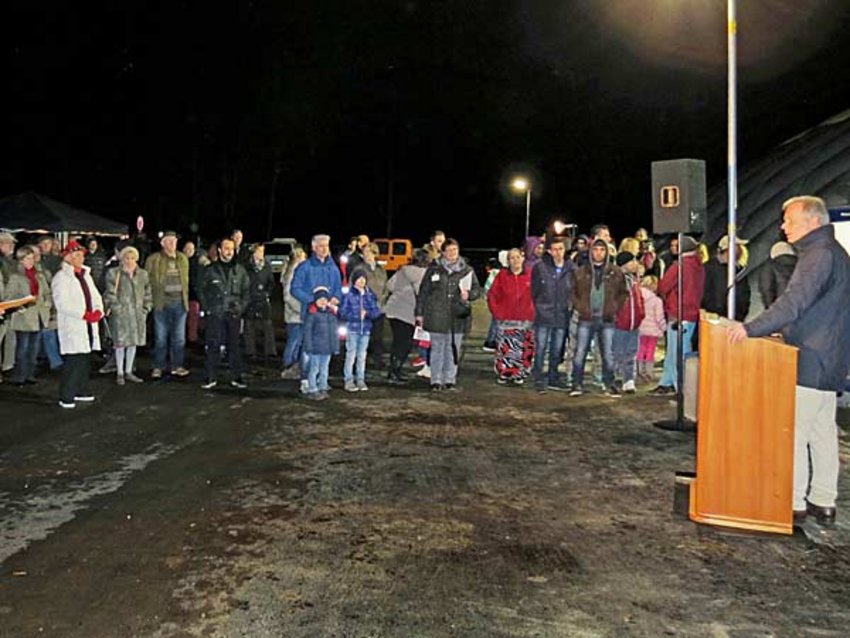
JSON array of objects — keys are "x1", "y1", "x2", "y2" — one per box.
[{"x1": 1, "y1": 311, "x2": 849, "y2": 638}]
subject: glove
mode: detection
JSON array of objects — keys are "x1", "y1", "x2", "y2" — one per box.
[{"x1": 83, "y1": 309, "x2": 103, "y2": 323}]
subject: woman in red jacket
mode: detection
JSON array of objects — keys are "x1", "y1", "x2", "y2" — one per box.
[{"x1": 487, "y1": 248, "x2": 535, "y2": 384}]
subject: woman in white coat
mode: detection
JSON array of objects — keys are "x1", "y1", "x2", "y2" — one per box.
[{"x1": 52, "y1": 240, "x2": 104, "y2": 408}]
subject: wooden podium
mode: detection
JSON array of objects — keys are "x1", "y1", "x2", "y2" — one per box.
[{"x1": 689, "y1": 313, "x2": 798, "y2": 535}]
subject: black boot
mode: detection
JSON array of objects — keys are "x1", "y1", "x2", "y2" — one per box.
[{"x1": 387, "y1": 356, "x2": 408, "y2": 384}]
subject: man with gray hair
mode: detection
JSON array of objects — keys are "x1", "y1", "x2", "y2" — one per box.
[
  {"x1": 290, "y1": 234, "x2": 342, "y2": 393},
  {"x1": 728, "y1": 195, "x2": 850, "y2": 527}
]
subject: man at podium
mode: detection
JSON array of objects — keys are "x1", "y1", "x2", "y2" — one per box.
[{"x1": 728, "y1": 196, "x2": 850, "y2": 527}]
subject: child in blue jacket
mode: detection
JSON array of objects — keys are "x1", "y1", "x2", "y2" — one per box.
[
  {"x1": 303, "y1": 286, "x2": 340, "y2": 400},
  {"x1": 339, "y1": 269, "x2": 382, "y2": 391}
]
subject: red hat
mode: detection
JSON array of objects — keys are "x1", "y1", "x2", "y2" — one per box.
[{"x1": 61, "y1": 240, "x2": 88, "y2": 257}]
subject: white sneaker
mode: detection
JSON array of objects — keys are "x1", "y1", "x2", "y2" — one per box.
[
  {"x1": 416, "y1": 365, "x2": 431, "y2": 379},
  {"x1": 300, "y1": 379, "x2": 310, "y2": 394},
  {"x1": 344, "y1": 380, "x2": 358, "y2": 392},
  {"x1": 356, "y1": 380, "x2": 368, "y2": 392},
  {"x1": 622, "y1": 379, "x2": 636, "y2": 394}
]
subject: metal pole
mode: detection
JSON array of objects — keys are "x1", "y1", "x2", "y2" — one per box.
[
  {"x1": 726, "y1": 0, "x2": 738, "y2": 320},
  {"x1": 676, "y1": 232, "x2": 685, "y2": 426},
  {"x1": 524, "y1": 188, "x2": 531, "y2": 239}
]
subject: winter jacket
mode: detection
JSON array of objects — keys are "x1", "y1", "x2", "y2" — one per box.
[
  {"x1": 758, "y1": 254, "x2": 797, "y2": 309},
  {"x1": 84, "y1": 248, "x2": 108, "y2": 290},
  {"x1": 103, "y1": 267, "x2": 152, "y2": 347},
  {"x1": 638, "y1": 287, "x2": 666, "y2": 338},
  {"x1": 530, "y1": 255, "x2": 575, "y2": 327},
  {"x1": 52, "y1": 262, "x2": 104, "y2": 354},
  {"x1": 339, "y1": 287, "x2": 382, "y2": 336},
  {"x1": 303, "y1": 305, "x2": 340, "y2": 356},
  {"x1": 701, "y1": 258, "x2": 750, "y2": 322},
  {"x1": 571, "y1": 262, "x2": 627, "y2": 323},
  {"x1": 416, "y1": 257, "x2": 481, "y2": 334},
  {"x1": 488, "y1": 267, "x2": 535, "y2": 322},
  {"x1": 615, "y1": 274, "x2": 645, "y2": 331},
  {"x1": 244, "y1": 258, "x2": 275, "y2": 320},
  {"x1": 282, "y1": 262, "x2": 303, "y2": 325},
  {"x1": 145, "y1": 251, "x2": 190, "y2": 311},
  {"x1": 745, "y1": 224, "x2": 850, "y2": 392},
  {"x1": 291, "y1": 254, "x2": 343, "y2": 320},
  {"x1": 523, "y1": 236, "x2": 544, "y2": 271},
  {"x1": 384, "y1": 265, "x2": 426, "y2": 326},
  {"x1": 197, "y1": 260, "x2": 250, "y2": 318},
  {"x1": 361, "y1": 263, "x2": 388, "y2": 310},
  {"x1": 657, "y1": 252, "x2": 705, "y2": 322},
  {"x1": 5, "y1": 265, "x2": 51, "y2": 332}
]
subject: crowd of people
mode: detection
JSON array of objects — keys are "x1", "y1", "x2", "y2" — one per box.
[
  {"x1": 3, "y1": 196, "x2": 848, "y2": 529},
  {"x1": 0, "y1": 216, "x2": 809, "y2": 406}
]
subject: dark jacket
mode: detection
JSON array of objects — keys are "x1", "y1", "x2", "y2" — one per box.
[
  {"x1": 339, "y1": 287, "x2": 382, "y2": 336},
  {"x1": 303, "y1": 304, "x2": 340, "y2": 355},
  {"x1": 416, "y1": 257, "x2": 481, "y2": 334},
  {"x1": 244, "y1": 258, "x2": 275, "y2": 320},
  {"x1": 758, "y1": 254, "x2": 797, "y2": 309},
  {"x1": 745, "y1": 224, "x2": 850, "y2": 391},
  {"x1": 572, "y1": 261, "x2": 627, "y2": 322},
  {"x1": 84, "y1": 248, "x2": 108, "y2": 290},
  {"x1": 701, "y1": 258, "x2": 750, "y2": 322},
  {"x1": 530, "y1": 255, "x2": 575, "y2": 327},
  {"x1": 197, "y1": 259, "x2": 250, "y2": 318}
]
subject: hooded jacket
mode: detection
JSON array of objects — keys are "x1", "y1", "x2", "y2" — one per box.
[
  {"x1": 530, "y1": 254, "x2": 575, "y2": 327},
  {"x1": 291, "y1": 254, "x2": 343, "y2": 320},
  {"x1": 745, "y1": 224, "x2": 850, "y2": 391},
  {"x1": 571, "y1": 260, "x2": 627, "y2": 322}
]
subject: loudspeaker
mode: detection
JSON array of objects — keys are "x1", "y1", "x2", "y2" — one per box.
[{"x1": 651, "y1": 159, "x2": 706, "y2": 234}]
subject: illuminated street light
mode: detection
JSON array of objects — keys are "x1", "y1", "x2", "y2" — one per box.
[{"x1": 511, "y1": 177, "x2": 532, "y2": 239}]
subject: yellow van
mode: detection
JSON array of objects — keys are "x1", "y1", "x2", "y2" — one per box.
[{"x1": 373, "y1": 238, "x2": 413, "y2": 272}]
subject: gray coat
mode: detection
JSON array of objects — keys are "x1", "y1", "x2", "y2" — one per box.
[
  {"x1": 384, "y1": 265, "x2": 426, "y2": 326},
  {"x1": 745, "y1": 224, "x2": 850, "y2": 391},
  {"x1": 6, "y1": 266, "x2": 52, "y2": 332},
  {"x1": 104, "y1": 267, "x2": 153, "y2": 347}
]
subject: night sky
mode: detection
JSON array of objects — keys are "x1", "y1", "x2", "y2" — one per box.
[{"x1": 4, "y1": 1, "x2": 850, "y2": 248}]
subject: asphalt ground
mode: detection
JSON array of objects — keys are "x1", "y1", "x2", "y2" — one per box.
[{"x1": 1, "y1": 302, "x2": 848, "y2": 638}]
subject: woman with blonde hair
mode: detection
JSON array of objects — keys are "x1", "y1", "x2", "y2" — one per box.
[
  {"x1": 280, "y1": 246, "x2": 308, "y2": 378},
  {"x1": 103, "y1": 245, "x2": 152, "y2": 384}
]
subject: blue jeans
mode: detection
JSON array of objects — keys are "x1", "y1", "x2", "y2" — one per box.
[
  {"x1": 153, "y1": 300, "x2": 187, "y2": 371},
  {"x1": 571, "y1": 319, "x2": 615, "y2": 388},
  {"x1": 344, "y1": 332, "x2": 370, "y2": 383},
  {"x1": 307, "y1": 353, "x2": 331, "y2": 393},
  {"x1": 533, "y1": 324, "x2": 567, "y2": 386},
  {"x1": 612, "y1": 328, "x2": 640, "y2": 383},
  {"x1": 283, "y1": 323, "x2": 303, "y2": 368},
  {"x1": 659, "y1": 321, "x2": 696, "y2": 389},
  {"x1": 13, "y1": 330, "x2": 40, "y2": 383},
  {"x1": 429, "y1": 332, "x2": 464, "y2": 385},
  {"x1": 485, "y1": 318, "x2": 499, "y2": 345},
  {"x1": 40, "y1": 328, "x2": 64, "y2": 370}
]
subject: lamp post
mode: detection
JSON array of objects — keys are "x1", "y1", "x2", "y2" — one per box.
[{"x1": 511, "y1": 177, "x2": 532, "y2": 239}]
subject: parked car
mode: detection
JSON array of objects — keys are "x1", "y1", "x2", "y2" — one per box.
[
  {"x1": 264, "y1": 237, "x2": 299, "y2": 273},
  {"x1": 373, "y1": 238, "x2": 412, "y2": 272}
]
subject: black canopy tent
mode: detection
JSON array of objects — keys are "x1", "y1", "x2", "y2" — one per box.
[{"x1": 0, "y1": 191, "x2": 128, "y2": 236}]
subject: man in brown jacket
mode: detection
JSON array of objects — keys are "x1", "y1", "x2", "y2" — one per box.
[
  {"x1": 569, "y1": 238, "x2": 627, "y2": 397},
  {"x1": 144, "y1": 231, "x2": 190, "y2": 379}
]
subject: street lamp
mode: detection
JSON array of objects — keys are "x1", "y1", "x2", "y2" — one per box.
[{"x1": 511, "y1": 177, "x2": 532, "y2": 239}]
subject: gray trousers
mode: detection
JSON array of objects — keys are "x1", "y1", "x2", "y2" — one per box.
[
  {"x1": 429, "y1": 332, "x2": 464, "y2": 386},
  {"x1": 794, "y1": 385, "x2": 840, "y2": 510}
]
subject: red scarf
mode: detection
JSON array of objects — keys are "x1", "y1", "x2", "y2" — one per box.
[{"x1": 24, "y1": 267, "x2": 39, "y2": 296}]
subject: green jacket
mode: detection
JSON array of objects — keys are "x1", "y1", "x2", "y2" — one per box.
[{"x1": 144, "y1": 251, "x2": 190, "y2": 311}]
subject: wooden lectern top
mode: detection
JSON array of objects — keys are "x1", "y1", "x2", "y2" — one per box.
[{"x1": 690, "y1": 312, "x2": 798, "y2": 535}]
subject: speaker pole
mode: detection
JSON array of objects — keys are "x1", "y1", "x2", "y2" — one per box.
[{"x1": 655, "y1": 232, "x2": 693, "y2": 432}]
